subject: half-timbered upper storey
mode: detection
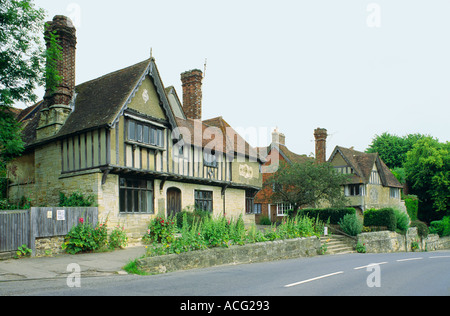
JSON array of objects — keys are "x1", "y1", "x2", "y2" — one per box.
[{"x1": 17, "y1": 57, "x2": 263, "y2": 192}]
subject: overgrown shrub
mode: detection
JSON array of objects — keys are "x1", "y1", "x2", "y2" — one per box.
[
  {"x1": 299, "y1": 208, "x2": 356, "y2": 225},
  {"x1": 338, "y1": 214, "x2": 363, "y2": 236},
  {"x1": 429, "y1": 216, "x2": 450, "y2": 237},
  {"x1": 143, "y1": 212, "x2": 324, "y2": 257},
  {"x1": 393, "y1": 209, "x2": 410, "y2": 234},
  {"x1": 410, "y1": 220, "x2": 429, "y2": 239},
  {"x1": 63, "y1": 218, "x2": 99, "y2": 254},
  {"x1": 59, "y1": 191, "x2": 96, "y2": 207},
  {"x1": 363, "y1": 208, "x2": 397, "y2": 231},
  {"x1": 404, "y1": 195, "x2": 418, "y2": 221},
  {"x1": 143, "y1": 216, "x2": 176, "y2": 244},
  {"x1": 175, "y1": 208, "x2": 211, "y2": 229},
  {"x1": 108, "y1": 224, "x2": 128, "y2": 249},
  {"x1": 259, "y1": 215, "x2": 271, "y2": 226}
]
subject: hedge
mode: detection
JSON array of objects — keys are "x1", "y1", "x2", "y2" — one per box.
[
  {"x1": 298, "y1": 208, "x2": 356, "y2": 225},
  {"x1": 363, "y1": 208, "x2": 397, "y2": 231}
]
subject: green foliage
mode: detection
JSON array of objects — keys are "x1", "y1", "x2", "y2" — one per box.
[
  {"x1": 364, "y1": 208, "x2": 397, "y2": 231},
  {"x1": 355, "y1": 242, "x2": 366, "y2": 253},
  {"x1": 108, "y1": 224, "x2": 128, "y2": 249},
  {"x1": 366, "y1": 132, "x2": 427, "y2": 169},
  {"x1": 0, "y1": 109, "x2": 25, "y2": 170},
  {"x1": 404, "y1": 195, "x2": 419, "y2": 221},
  {"x1": 62, "y1": 218, "x2": 125, "y2": 254},
  {"x1": 299, "y1": 207, "x2": 356, "y2": 225},
  {"x1": 0, "y1": 0, "x2": 46, "y2": 107},
  {"x1": 143, "y1": 216, "x2": 176, "y2": 244},
  {"x1": 264, "y1": 161, "x2": 350, "y2": 211},
  {"x1": 175, "y1": 208, "x2": 211, "y2": 229},
  {"x1": 258, "y1": 215, "x2": 271, "y2": 226},
  {"x1": 15, "y1": 244, "x2": 32, "y2": 258},
  {"x1": 404, "y1": 137, "x2": 450, "y2": 215},
  {"x1": 0, "y1": 195, "x2": 30, "y2": 210},
  {"x1": 338, "y1": 214, "x2": 363, "y2": 236},
  {"x1": 59, "y1": 191, "x2": 96, "y2": 207},
  {"x1": 62, "y1": 218, "x2": 99, "y2": 254},
  {"x1": 43, "y1": 24, "x2": 62, "y2": 94},
  {"x1": 410, "y1": 220, "x2": 429, "y2": 239},
  {"x1": 429, "y1": 216, "x2": 450, "y2": 237},
  {"x1": 143, "y1": 211, "x2": 324, "y2": 257},
  {"x1": 393, "y1": 209, "x2": 410, "y2": 234}
]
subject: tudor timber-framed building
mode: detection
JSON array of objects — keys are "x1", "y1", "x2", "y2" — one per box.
[{"x1": 8, "y1": 16, "x2": 263, "y2": 240}]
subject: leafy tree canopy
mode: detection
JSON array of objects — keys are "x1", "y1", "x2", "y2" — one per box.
[
  {"x1": 0, "y1": 0, "x2": 46, "y2": 169},
  {"x1": 404, "y1": 137, "x2": 450, "y2": 214},
  {"x1": 366, "y1": 132, "x2": 428, "y2": 169},
  {"x1": 263, "y1": 161, "x2": 350, "y2": 211}
]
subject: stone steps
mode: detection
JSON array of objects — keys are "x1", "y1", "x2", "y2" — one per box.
[{"x1": 320, "y1": 235, "x2": 355, "y2": 255}]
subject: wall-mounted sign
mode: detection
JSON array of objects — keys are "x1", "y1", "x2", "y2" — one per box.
[{"x1": 57, "y1": 210, "x2": 65, "y2": 221}]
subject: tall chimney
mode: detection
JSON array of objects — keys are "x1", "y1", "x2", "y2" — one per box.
[
  {"x1": 37, "y1": 15, "x2": 76, "y2": 140},
  {"x1": 272, "y1": 128, "x2": 286, "y2": 146},
  {"x1": 314, "y1": 128, "x2": 328, "y2": 164},
  {"x1": 44, "y1": 15, "x2": 77, "y2": 106},
  {"x1": 181, "y1": 69, "x2": 203, "y2": 120}
]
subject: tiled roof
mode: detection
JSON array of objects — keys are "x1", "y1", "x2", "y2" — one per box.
[
  {"x1": 329, "y1": 146, "x2": 402, "y2": 188},
  {"x1": 15, "y1": 58, "x2": 263, "y2": 163}
]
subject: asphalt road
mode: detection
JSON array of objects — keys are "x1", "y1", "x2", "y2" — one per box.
[{"x1": 1, "y1": 251, "x2": 449, "y2": 298}]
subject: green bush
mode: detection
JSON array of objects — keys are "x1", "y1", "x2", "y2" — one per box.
[
  {"x1": 410, "y1": 220, "x2": 429, "y2": 239},
  {"x1": 299, "y1": 208, "x2": 356, "y2": 225},
  {"x1": 63, "y1": 218, "x2": 99, "y2": 254},
  {"x1": 175, "y1": 208, "x2": 211, "y2": 229},
  {"x1": 393, "y1": 209, "x2": 410, "y2": 234},
  {"x1": 259, "y1": 215, "x2": 271, "y2": 226},
  {"x1": 429, "y1": 216, "x2": 450, "y2": 237},
  {"x1": 108, "y1": 224, "x2": 128, "y2": 249},
  {"x1": 338, "y1": 214, "x2": 363, "y2": 236},
  {"x1": 364, "y1": 208, "x2": 397, "y2": 231},
  {"x1": 143, "y1": 216, "x2": 176, "y2": 244},
  {"x1": 59, "y1": 191, "x2": 95, "y2": 207},
  {"x1": 143, "y1": 213, "x2": 324, "y2": 257},
  {"x1": 404, "y1": 195, "x2": 418, "y2": 221}
]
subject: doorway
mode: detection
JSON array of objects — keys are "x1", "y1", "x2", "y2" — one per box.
[{"x1": 167, "y1": 187, "x2": 182, "y2": 217}]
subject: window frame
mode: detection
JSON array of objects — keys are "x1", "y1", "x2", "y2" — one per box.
[
  {"x1": 127, "y1": 119, "x2": 165, "y2": 149},
  {"x1": 194, "y1": 190, "x2": 213, "y2": 212},
  {"x1": 119, "y1": 178, "x2": 154, "y2": 214}
]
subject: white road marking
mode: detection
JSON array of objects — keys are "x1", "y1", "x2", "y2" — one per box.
[
  {"x1": 396, "y1": 257, "x2": 423, "y2": 262},
  {"x1": 353, "y1": 262, "x2": 388, "y2": 270},
  {"x1": 284, "y1": 271, "x2": 344, "y2": 288},
  {"x1": 429, "y1": 255, "x2": 450, "y2": 259}
]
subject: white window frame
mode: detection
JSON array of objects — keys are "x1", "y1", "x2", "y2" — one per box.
[{"x1": 276, "y1": 203, "x2": 292, "y2": 217}]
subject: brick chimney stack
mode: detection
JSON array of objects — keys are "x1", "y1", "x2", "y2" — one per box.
[
  {"x1": 314, "y1": 128, "x2": 328, "y2": 164},
  {"x1": 37, "y1": 15, "x2": 76, "y2": 140},
  {"x1": 44, "y1": 15, "x2": 77, "y2": 106},
  {"x1": 181, "y1": 69, "x2": 203, "y2": 120}
]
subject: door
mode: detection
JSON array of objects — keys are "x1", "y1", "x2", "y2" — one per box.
[
  {"x1": 167, "y1": 187, "x2": 182, "y2": 217},
  {"x1": 269, "y1": 204, "x2": 277, "y2": 223}
]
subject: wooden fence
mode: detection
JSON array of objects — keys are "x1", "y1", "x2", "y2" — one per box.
[{"x1": 0, "y1": 207, "x2": 98, "y2": 256}]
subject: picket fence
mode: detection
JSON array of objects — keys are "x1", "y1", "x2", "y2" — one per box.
[{"x1": 0, "y1": 207, "x2": 98, "y2": 256}]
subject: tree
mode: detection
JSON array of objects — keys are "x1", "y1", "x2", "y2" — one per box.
[
  {"x1": 366, "y1": 132, "x2": 427, "y2": 169},
  {"x1": 264, "y1": 160, "x2": 350, "y2": 211},
  {"x1": 404, "y1": 137, "x2": 450, "y2": 219},
  {"x1": 0, "y1": 0, "x2": 46, "y2": 169}
]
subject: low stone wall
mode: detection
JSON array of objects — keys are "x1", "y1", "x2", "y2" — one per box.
[
  {"x1": 137, "y1": 236, "x2": 321, "y2": 275},
  {"x1": 35, "y1": 236, "x2": 65, "y2": 257},
  {"x1": 357, "y1": 227, "x2": 450, "y2": 253}
]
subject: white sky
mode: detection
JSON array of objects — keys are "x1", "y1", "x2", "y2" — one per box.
[{"x1": 25, "y1": 0, "x2": 450, "y2": 158}]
